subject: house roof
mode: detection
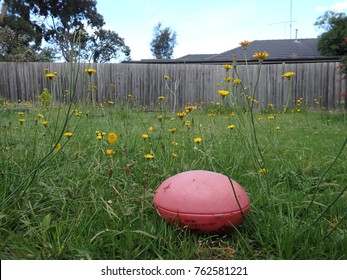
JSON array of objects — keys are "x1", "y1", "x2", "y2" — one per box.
[
  {"x1": 177, "y1": 54, "x2": 217, "y2": 61},
  {"x1": 174, "y1": 38, "x2": 340, "y2": 64},
  {"x1": 124, "y1": 38, "x2": 340, "y2": 64},
  {"x1": 206, "y1": 38, "x2": 327, "y2": 62}
]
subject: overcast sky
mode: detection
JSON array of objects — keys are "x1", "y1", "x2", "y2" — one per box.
[{"x1": 96, "y1": 0, "x2": 347, "y2": 60}]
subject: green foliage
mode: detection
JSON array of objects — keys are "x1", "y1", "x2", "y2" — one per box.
[
  {"x1": 315, "y1": 11, "x2": 347, "y2": 56},
  {"x1": 150, "y1": 22, "x2": 177, "y2": 59},
  {"x1": 37, "y1": 88, "x2": 52, "y2": 107},
  {"x1": 0, "y1": 0, "x2": 130, "y2": 62}
]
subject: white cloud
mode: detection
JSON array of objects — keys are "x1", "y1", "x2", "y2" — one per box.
[{"x1": 315, "y1": 0, "x2": 347, "y2": 12}]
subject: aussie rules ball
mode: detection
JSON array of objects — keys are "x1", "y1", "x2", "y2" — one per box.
[{"x1": 153, "y1": 170, "x2": 250, "y2": 232}]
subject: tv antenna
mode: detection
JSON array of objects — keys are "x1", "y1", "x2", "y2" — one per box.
[{"x1": 267, "y1": 0, "x2": 296, "y2": 39}]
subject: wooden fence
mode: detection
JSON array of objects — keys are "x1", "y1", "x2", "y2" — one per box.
[{"x1": 0, "y1": 61, "x2": 346, "y2": 110}]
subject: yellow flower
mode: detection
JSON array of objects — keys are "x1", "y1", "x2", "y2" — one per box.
[
  {"x1": 18, "y1": 118, "x2": 25, "y2": 124},
  {"x1": 268, "y1": 115, "x2": 275, "y2": 120},
  {"x1": 259, "y1": 168, "x2": 268, "y2": 174},
  {"x1": 253, "y1": 51, "x2": 269, "y2": 61},
  {"x1": 172, "y1": 141, "x2": 178, "y2": 146},
  {"x1": 107, "y1": 132, "x2": 118, "y2": 144},
  {"x1": 17, "y1": 111, "x2": 24, "y2": 116},
  {"x1": 84, "y1": 68, "x2": 96, "y2": 75},
  {"x1": 156, "y1": 115, "x2": 163, "y2": 121},
  {"x1": 218, "y1": 90, "x2": 230, "y2": 98},
  {"x1": 222, "y1": 64, "x2": 232, "y2": 70},
  {"x1": 228, "y1": 124, "x2": 235, "y2": 129},
  {"x1": 158, "y1": 95, "x2": 165, "y2": 100},
  {"x1": 233, "y1": 79, "x2": 241, "y2": 86},
  {"x1": 275, "y1": 126, "x2": 280, "y2": 130},
  {"x1": 41, "y1": 121, "x2": 49, "y2": 127},
  {"x1": 176, "y1": 112, "x2": 187, "y2": 119},
  {"x1": 106, "y1": 149, "x2": 116, "y2": 156},
  {"x1": 144, "y1": 153, "x2": 154, "y2": 159},
  {"x1": 45, "y1": 73, "x2": 56, "y2": 79},
  {"x1": 164, "y1": 75, "x2": 169, "y2": 80},
  {"x1": 184, "y1": 121, "x2": 191, "y2": 128},
  {"x1": 230, "y1": 112, "x2": 235, "y2": 117},
  {"x1": 54, "y1": 143, "x2": 61, "y2": 151},
  {"x1": 64, "y1": 132, "x2": 73, "y2": 138},
  {"x1": 38, "y1": 113, "x2": 44, "y2": 118},
  {"x1": 239, "y1": 40, "x2": 251, "y2": 48},
  {"x1": 282, "y1": 71, "x2": 295, "y2": 79},
  {"x1": 142, "y1": 133, "x2": 149, "y2": 140},
  {"x1": 268, "y1": 103, "x2": 274, "y2": 108},
  {"x1": 194, "y1": 137, "x2": 203, "y2": 143},
  {"x1": 148, "y1": 126, "x2": 154, "y2": 131},
  {"x1": 96, "y1": 133, "x2": 102, "y2": 140},
  {"x1": 171, "y1": 152, "x2": 177, "y2": 158},
  {"x1": 169, "y1": 128, "x2": 176, "y2": 133},
  {"x1": 224, "y1": 77, "x2": 233, "y2": 83},
  {"x1": 185, "y1": 105, "x2": 196, "y2": 112}
]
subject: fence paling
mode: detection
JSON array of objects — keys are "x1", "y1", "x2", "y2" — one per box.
[{"x1": 0, "y1": 62, "x2": 346, "y2": 109}]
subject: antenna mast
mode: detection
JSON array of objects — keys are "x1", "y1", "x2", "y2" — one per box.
[{"x1": 290, "y1": 0, "x2": 293, "y2": 39}]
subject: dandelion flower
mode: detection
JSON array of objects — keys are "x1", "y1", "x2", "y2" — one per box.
[
  {"x1": 96, "y1": 133, "x2": 102, "y2": 140},
  {"x1": 239, "y1": 40, "x2": 251, "y2": 48},
  {"x1": 64, "y1": 132, "x2": 73, "y2": 138},
  {"x1": 222, "y1": 64, "x2": 232, "y2": 70},
  {"x1": 275, "y1": 126, "x2": 280, "y2": 130},
  {"x1": 268, "y1": 103, "x2": 274, "y2": 108},
  {"x1": 144, "y1": 153, "x2": 154, "y2": 159},
  {"x1": 18, "y1": 118, "x2": 25, "y2": 124},
  {"x1": 253, "y1": 51, "x2": 269, "y2": 61},
  {"x1": 54, "y1": 143, "x2": 61, "y2": 151},
  {"x1": 38, "y1": 113, "x2": 44, "y2": 118},
  {"x1": 171, "y1": 152, "x2": 177, "y2": 158},
  {"x1": 228, "y1": 124, "x2": 235, "y2": 129},
  {"x1": 41, "y1": 121, "x2": 49, "y2": 127},
  {"x1": 164, "y1": 75, "x2": 169, "y2": 80},
  {"x1": 156, "y1": 115, "x2": 163, "y2": 121},
  {"x1": 194, "y1": 137, "x2": 203, "y2": 143},
  {"x1": 224, "y1": 77, "x2": 233, "y2": 83},
  {"x1": 218, "y1": 90, "x2": 230, "y2": 98},
  {"x1": 268, "y1": 115, "x2": 275, "y2": 120},
  {"x1": 233, "y1": 79, "x2": 241, "y2": 86},
  {"x1": 176, "y1": 112, "x2": 187, "y2": 119},
  {"x1": 107, "y1": 132, "x2": 118, "y2": 144},
  {"x1": 169, "y1": 128, "x2": 176, "y2": 133},
  {"x1": 17, "y1": 111, "x2": 24, "y2": 116},
  {"x1": 148, "y1": 126, "x2": 154, "y2": 131},
  {"x1": 106, "y1": 149, "x2": 116, "y2": 156},
  {"x1": 142, "y1": 133, "x2": 149, "y2": 140},
  {"x1": 84, "y1": 68, "x2": 96, "y2": 75},
  {"x1": 45, "y1": 73, "x2": 56, "y2": 79},
  {"x1": 158, "y1": 95, "x2": 165, "y2": 100},
  {"x1": 259, "y1": 168, "x2": 268, "y2": 174},
  {"x1": 282, "y1": 71, "x2": 295, "y2": 80}
]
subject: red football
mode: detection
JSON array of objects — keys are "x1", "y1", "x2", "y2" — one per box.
[{"x1": 153, "y1": 170, "x2": 250, "y2": 232}]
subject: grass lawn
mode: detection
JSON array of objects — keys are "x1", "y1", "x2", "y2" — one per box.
[{"x1": 0, "y1": 101, "x2": 346, "y2": 259}]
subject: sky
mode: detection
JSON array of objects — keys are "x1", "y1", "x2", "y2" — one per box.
[{"x1": 96, "y1": 0, "x2": 347, "y2": 60}]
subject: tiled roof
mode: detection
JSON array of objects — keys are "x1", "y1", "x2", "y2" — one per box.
[
  {"x1": 205, "y1": 38, "x2": 330, "y2": 62},
  {"x1": 177, "y1": 54, "x2": 216, "y2": 61}
]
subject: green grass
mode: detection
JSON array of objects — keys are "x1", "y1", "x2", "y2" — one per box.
[{"x1": 0, "y1": 103, "x2": 346, "y2": 260}]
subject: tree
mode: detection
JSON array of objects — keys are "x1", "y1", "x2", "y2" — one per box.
[
  {"x1": 87, "y1": 29, "x2": 131, "y2": 62},
  {"x1": 0, "y1": 1, "x2": 53, "y2": 61},
  {"x1": 315, "y1": 11, "x2": 347, "y2": 55},
  {"x1": 0, "y1": 0, "x2": 131, "y2": 62},
  {"x1": 150, "y1": 23, "x2": 177, "y2": 59}
]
